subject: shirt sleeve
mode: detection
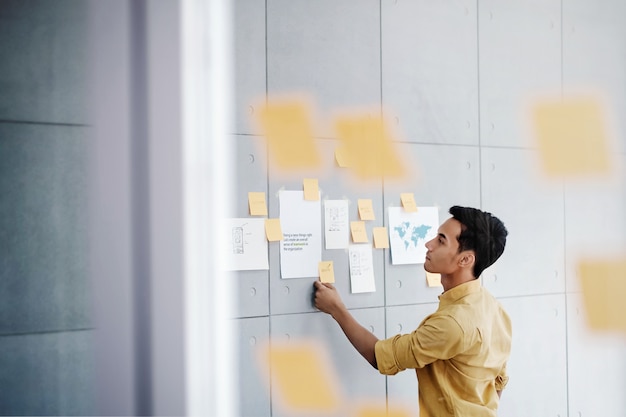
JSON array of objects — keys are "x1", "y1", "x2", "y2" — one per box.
[
  {"x1": 375, "y1": 313, "x2": 467, "y2": 375},
  {"x1": 495, "y1": 362, "x2": 509, "y2": 391}
]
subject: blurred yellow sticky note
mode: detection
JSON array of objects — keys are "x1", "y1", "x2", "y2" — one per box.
[
  {"x1": 426, "y1": 271, "x2": 442, "y2": 288},
  {"x1": 265, "y1": 218, "x2": 283, "y2": 241},
  {"x1": 319, "y1": 261, "x2": 335, "y2": 283},
  {"x1": 335, "y1": 146, "x2": 352, "y2": 168},
  {"x1": 262, "y1": 341, "x2": 341, "y2": 412},
  {"x1": 334, "y1": 114, "x2": 406, "y2": 180},
  {"x1": 578, "y1": 258, "x2": 626, "y2": 332},
  {"x1": 354, "y1": 404, "x2": 411, "y2": 417},
  {"x1": 358, "y1": 199, "x2": 375, "y2": 220},
  {"x1": 248, "y1": 191, "x2": 268, "y2": 216},
  {"x1": 373, "y1": 227, "x2": 389, "y2": 249},
  {"x1": 351, "y1": 221, "x2": 368, "y2": 243},
  {"x1": 256, "y1": 99, "x2": 321, "y2": 170},
  {"x1": 400, "y1": 193, "x2": 418, "y2": 212},
  {"x1": 303, "y1": 178, "x2": 319, "y2": 201},
  {"x1": 532, "y1": 96, "x2": 612, "y2": 177}
]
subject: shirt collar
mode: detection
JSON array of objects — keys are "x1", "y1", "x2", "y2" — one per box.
[{"x1": 438, "y1": 279, "x2": 481, "y2": 306}]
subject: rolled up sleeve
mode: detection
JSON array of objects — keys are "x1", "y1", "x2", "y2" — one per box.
[
  {"x1": 375, "y1": 335, "x2": 404, "y2": 375},
  {"x1": 375, "y1": 314, "x2": 466, "y2": 376}
]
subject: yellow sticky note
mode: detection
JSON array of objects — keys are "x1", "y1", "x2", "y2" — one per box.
[
  {"x1": 318, "y1": 261, "x2": 335, "y2": 283},
  {"x1": 335, "y1": 146, "x2": 352, "y2": 167},
  {"x1": 354, "y1": 403, "x2": 411, "y2": 417},
  {"x1": 400, "y1": 193, "x2": 418, "y2": 212},
  {"x1": 303, "y1": 178, "x2": 319, "y2": 201},
  {"x1": 334, "y1": 113, "x2": 406, "y2": 180},
  {"x1": 578, "y1": 258, "x2": 626, "y2": 332},
  {"x1": 265, "y1": 218, "x2": 283, "y2": 241},
  {"x1": 248, "y1": 192, "x2": 268, "y2": 216},
  {"x1": 532, "y1": 96, "x2": 613, "y2": 177},
  {"x1": 358, "y1": 199, "x2": 375, "y2": 221},
  {"x1": 256, "y1": 99, "x2": 321, "y2": 170},
  {"x1": 426, "y1": 272, "x2": 442, "y2": 288},
  {"x1": 261, "y1": 341, "x2": 341, "y2": 412},
  {"x1": 351, "y1": 221, "x2": 368, "y2": 243},
  {"x1": 373, "y1": 227, "x2": 389, "y2": 249}
]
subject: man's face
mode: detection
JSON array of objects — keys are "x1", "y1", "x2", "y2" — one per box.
[{"x1": 424, "y1": 218, "x2": 464, "y2": 275}]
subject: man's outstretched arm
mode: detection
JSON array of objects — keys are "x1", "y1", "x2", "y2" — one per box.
[{"x1": 313, "y1": 281, "x2": 379, "y2": 369}]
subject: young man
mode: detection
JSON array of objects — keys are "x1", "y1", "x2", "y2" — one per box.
[{"x1": 314, "y1": 206, "x2": 511, "y2": 417}]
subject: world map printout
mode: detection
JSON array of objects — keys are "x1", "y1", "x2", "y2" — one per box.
[{"x1": 388, "y1": 206, "x2": 439, "y2": 265}]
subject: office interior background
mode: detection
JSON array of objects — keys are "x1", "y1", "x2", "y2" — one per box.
[{"x1": 1, "y1": 0, "x2": 625, "y2": 416}]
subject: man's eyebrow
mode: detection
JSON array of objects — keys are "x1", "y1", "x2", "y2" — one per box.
[{"x1": 438, "y1": 232, "x2": 448, "y2": 241}]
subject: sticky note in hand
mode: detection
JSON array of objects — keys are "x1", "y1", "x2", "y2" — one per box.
[{"x1": 319, "y1": 261, "x2": 335, "y2": 283}]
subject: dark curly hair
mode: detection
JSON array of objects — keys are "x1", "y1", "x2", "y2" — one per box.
[{"x1": 449, "y1": 206, "x2": 508, "y2": 278}]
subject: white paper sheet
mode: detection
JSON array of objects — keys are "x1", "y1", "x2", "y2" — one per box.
[
  {"x1": 348, "y1": 244, "x2": 376, "y2": 293},
  {"x1": 388, "y1": 206, "x2": 439, "y2": 265},
  {"x1": 324, "y1": 199, "x2": 350, "y2": 249},
  {"x1": 279, "y1": 190, "x2": 322, "y2": 278},
  {"x1": 224, "y1": 218, "x2": 269, "y2": 271}
]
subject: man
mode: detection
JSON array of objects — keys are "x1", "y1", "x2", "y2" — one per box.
[{"x1": 314, "y1": 206, "x2": 512, "y2": 417}]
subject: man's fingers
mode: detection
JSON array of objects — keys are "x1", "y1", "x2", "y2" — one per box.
[{"x1": 314, "y1": 281, "x2": 335, "y2": 291}]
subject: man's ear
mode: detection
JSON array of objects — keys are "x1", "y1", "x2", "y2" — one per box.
[{"x1": 458, "y1": 251, "x2": 475, "y2": 268}]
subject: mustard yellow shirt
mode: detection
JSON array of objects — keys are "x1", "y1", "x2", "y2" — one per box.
[{"x1": 375, "y1": 279, "x2": 512, "y2": 417}]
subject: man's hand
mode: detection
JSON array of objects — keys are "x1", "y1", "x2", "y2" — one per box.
[
  {"x1": 313, "y1": 280, "x2": 379, "y2": 369},
  {"x1": 313, "y1": 281, "x2": 346, "y2": 317}
]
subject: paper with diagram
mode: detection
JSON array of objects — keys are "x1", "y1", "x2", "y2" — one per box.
[
  {"x1": 224, "y1": 218, "x2": 269, "y2": 271},
  {"x1": 388, "y1": 206, "x2": 438, "y2": 265},
  {"x1": 324, "y1": 199, "x2": 349, "y2": 249},
  {"x1": 349, "y1": 244, "x2": 376, "y2": 293}
]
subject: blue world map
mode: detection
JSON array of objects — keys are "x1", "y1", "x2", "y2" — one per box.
[{"x1": 394, "y1": 222, "x2": 432, "y2": 250}]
